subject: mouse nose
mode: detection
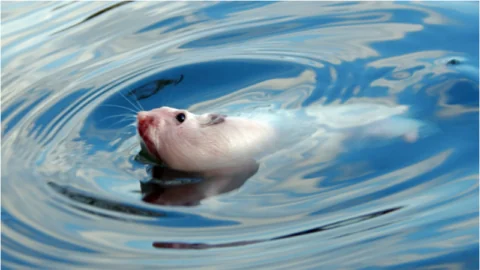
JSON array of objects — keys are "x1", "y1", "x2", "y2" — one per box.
[
  {"x1": 137, "y1": 111, "x2": 152, "y2": 136},
  {"x1": 137, "y1": 111, "x2": 148, "y2": 122}
]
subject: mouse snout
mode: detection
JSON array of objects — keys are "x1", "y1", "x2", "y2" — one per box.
[
  {"x1": 137, "y1": 111, "x2": 149, "y2": 122},
  {"x1": 137, "y1": 111, "x2": 153, "y2": 136}
]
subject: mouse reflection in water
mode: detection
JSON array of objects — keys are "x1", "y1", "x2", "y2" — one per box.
[{"x1": 140, "y1": 160, "x2": 259, "y2": 206}]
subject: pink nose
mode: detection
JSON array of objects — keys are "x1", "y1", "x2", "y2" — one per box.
[
  {"x1": 137, "y1": 111, "x2": 148, "y2": 122},
  {"x1": 137, "y1": 111, "x2": 152, "y2": 137}
]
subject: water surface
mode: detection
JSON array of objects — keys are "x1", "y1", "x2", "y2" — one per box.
[{"x1": 2, "y1": 1, "x2": 479, "y2": 269}]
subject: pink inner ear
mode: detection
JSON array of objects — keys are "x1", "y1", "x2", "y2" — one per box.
[{"x1": 209, "y1": 114, "x2": 226, "y2": 125}]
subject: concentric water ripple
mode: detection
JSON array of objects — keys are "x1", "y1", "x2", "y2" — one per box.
[{"x1": 2, "y1": 1, "x2": 478, "y2": 269}]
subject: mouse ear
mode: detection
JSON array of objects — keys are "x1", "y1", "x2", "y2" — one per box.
[{"x1": 200, "y1": 113, "x2": 226, "y2": 126}]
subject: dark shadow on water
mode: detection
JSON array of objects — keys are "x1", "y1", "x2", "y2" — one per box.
[
  {"x1": 446, "y1": 58, "x2": 461, "y2": 66},
  {"x1": 48, "y1": 182, "x2": 166, "y2": 219},
  {"x1": 52, "y1": 1, "x2": 77, "y2": 11},
  {"x1": 141, "y1": 160, "x2": 259, "y2": 206},
  {"x1": 152, "y1": 206, "x2": 403, "y2": 250},
  {"x1": 52, "y1": 1, "x2": 133, "y2": 34},
  {"x1": 127, "y1": 74, "x2": 184, "y2": 100},
  {"x1": 47, "y1": 180, "x2": 239, "y2": 227}
]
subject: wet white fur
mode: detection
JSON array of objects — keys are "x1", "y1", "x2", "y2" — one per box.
[
  {"x1": 138, "y1": 104, "x2": 432, "y2": 172},
  {"x1": 140, "y1": 107, "x2": 276, "y2": 172}
]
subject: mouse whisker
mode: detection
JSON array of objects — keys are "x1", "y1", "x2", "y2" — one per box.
[
  {"x1": 116, "y1": 126, "x2": 138, "y2": 137},
  {"x1": 129, "y1": 92, "x2": 145, "y2": 111},
  {"x1": 100, "y1": 104, "x2": 139, "y2": 114},
  {"x1": 99, "y1": 113, "x2": 136, "y2": 123},
  {"x1": 119, "y1": 91, "x2": 143, "y2": 112},
  {"x1": 105, "y1": 117, "x2": 137, "y2": 130}
]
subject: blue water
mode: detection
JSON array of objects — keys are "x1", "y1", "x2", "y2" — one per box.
[{"x1": 1, "y1": 1, "x2": 479, "y2": 269}]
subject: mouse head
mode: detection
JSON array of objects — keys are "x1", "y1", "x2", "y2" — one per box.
[{"x1": 136, "y1": 106, "x2": 226, "y2": 168}]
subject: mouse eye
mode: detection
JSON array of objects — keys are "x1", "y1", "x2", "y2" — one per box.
[{"x1": 175, "y1": 113, "x2": 186, "y2": 123}]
